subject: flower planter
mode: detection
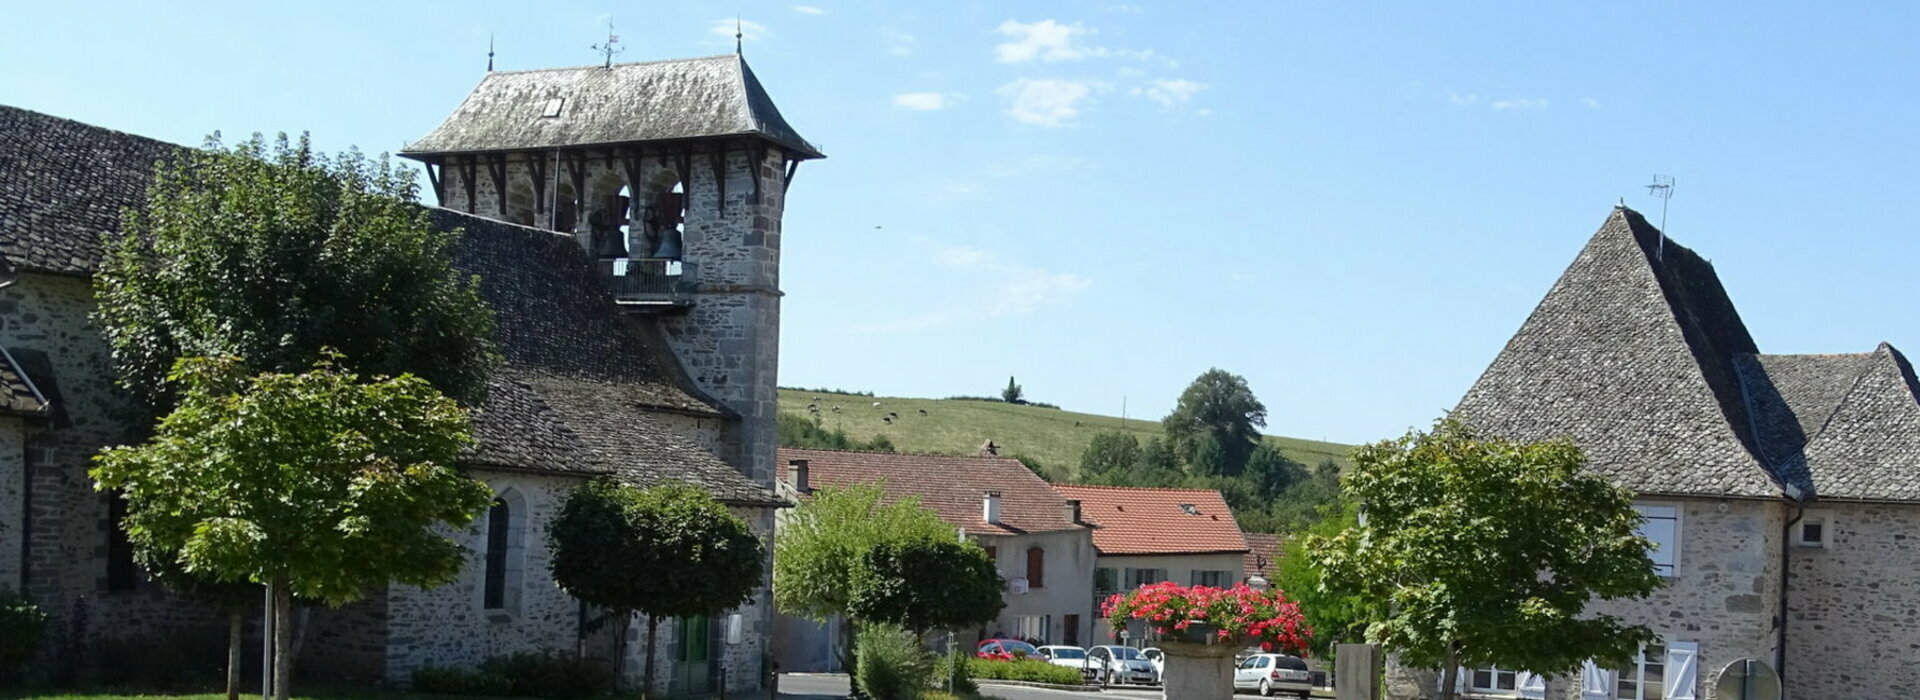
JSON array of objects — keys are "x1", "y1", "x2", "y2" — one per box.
[
  {"x1": 1159, "y1": 635, "x2": 1246, "y2": 700},
  {"x1": 1101, "y1": 582, "x2": 1313, "y2": 700}
]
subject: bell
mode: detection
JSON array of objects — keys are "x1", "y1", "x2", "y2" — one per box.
[{"x1": 653, "y1": 227, "x2": 684, "y2": 260}]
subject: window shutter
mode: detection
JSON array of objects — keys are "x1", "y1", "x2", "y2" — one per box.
[
  {"x1": 1518, "y1": 671, "x2": 1546, "y2": 699},
  {"x1": 1580, "y1": 661, "x2": 1613, "y2": 700},
  {"x1": 1027, "y1": 547, "x2": 1045, "y2": 588},
  {"x1": 1664, "y1": 642, "x2": 1699, "y2": 700}
]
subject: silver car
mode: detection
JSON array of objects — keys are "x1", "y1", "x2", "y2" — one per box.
[
  {"x1": 1232, "y1": 653, "x2": 1312, "y2": 698},
  {"x1": 1033, "y1": 645, "x2": 1098, "y2": 682},
  {"x1": 1087, "y1": 645, "x2": 1158, "y2": 686}
]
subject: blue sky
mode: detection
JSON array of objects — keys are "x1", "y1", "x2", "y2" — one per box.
[{"x1": 5, "y1": 2, "x2": 1917, "y2": 445}]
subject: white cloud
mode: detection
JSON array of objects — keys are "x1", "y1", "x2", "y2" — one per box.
[
  {"x1": 879, "y1": 27, "x2": 917, "y2": 56},
  {"x1": 792, "y1": 5, "x2": 825, "y2": 15},
  {"x1": 711, "y1": 18, "x2": 769, "y2": 41},
  {"x1": 1133, "y1": 78, "x2": 1206, "y2": 108},
  {"x1": 994, "y1": 19, "x2": 1096, "y2": 63},
  {"x1": 998, "y1": 78, "x2": 1092, "y2": 127},
  {"x1": 893, "y1": 92, "x2": 956, "y2": 111},
  {"x1": 1491, "y1": 97, "x2": 1548, "y2": 110},
  {"x1": 1103, "y1": 3, "x2": 1144, "y2": 12},
  {"x1": 1447, "y1": 91, "x2": 1479, "y2": 105},
  {"x1": 1582, "y1": 97, "x2": 1602, "y2": 109},
  {"x1": 992, "y1": 272, "x2": 1092, "y2": 316},
  {"x1": 934, "y1": 245, "x2": 993, "y2": 266},
  {"x1": 853, "y1": 243, "x2": 1091, "y2": 332}
]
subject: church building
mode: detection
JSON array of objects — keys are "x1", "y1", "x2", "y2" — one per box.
[{"x1": 0, "y1": 51, "x2": 819, "y2": 696}]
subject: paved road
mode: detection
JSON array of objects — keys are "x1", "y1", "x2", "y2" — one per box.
[{"x1": 778, "y1": 673, "x2": 1168, "y2": 700}]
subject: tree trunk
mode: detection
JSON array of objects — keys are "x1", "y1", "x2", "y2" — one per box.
[
  {"x1": 1438, "y1": 641, "x2": 1460, "y2": 700},
  {"x1": 226, "y1": 606, "x2": 243, "y2": 700},
  {"x1": 273, "y1": 576, "x2": 293, "y2": 700},
  {"x1": 644, "y1": 614, "x2": 661, "y2": 699},
  {"x1": 611, "y1": 609, "x2": 630, "y2": 692}
]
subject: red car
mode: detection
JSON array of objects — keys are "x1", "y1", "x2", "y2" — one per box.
[{"x1": 976, "y1": 639, "x2": 1040, "y2": 660}]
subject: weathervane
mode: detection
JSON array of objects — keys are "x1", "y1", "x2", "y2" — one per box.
[
  {"x1": 735, "y1": 16, "x2": 744, "y2": 55},
  {"x1": 487, "y1": 34, "x2": 495, "y2": 72},
  {"x1": 591, "y1": 21, "x2": 623, "y2": 68},
  {"x1": 1646, "y1": 173, "x2": 1675, "y2": 258}
]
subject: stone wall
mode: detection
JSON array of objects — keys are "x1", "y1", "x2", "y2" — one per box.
[
  {"x1": 0, "y1": 418, "x2": 23, "y2": 592},
  {"x1": 1784, "y1": 501, "x2": 1920, "y2": 698},
  {"x1": 619, "y1": 505, "x2": 777, "y2": 696}
]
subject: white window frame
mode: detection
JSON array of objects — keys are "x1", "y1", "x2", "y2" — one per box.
[
  {"x1": 1614, "y1": 642, "x2": 1667, "y2": 700},
  {"x1": 1470, "y1": 666, "x2": 1520, "y2": 694},
  {"x1": 1633, "y1": 503, "x2": 1681, "y2": 578},
  {"x1": 1792, "y1": 512, "x2": 1827, "y2": 548}
]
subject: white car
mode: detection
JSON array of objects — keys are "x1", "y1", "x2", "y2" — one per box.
[
  {"x1": 1141, "y1": 647, "x2": 1165, "y2": 682},
  {"x1": 1033, "y1": 645, "x2": 1098, "y2": 682},
  {"x1": 1087, "y1": 645, "x2": 1159, "y2": 686},
  {"x1": 1233, "y1": 653, "x2": 1313, "y2": 698}
]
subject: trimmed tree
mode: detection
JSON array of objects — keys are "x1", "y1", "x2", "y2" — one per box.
[
  {"x1": 1078, "y1": 431, "x2": 1140, "y2": 481},
  {"x1": 548, "y1": 480, "x2": 764, "y2": 695},
  {"x1": 1001, "y1": 376, "x2": 1024, "y2": 404},
  {"x1": 90, "y1": 356, "x2": 494, "y2": 700},
  {"x1": 1161, "y1": 368, "x2": 1267, "y2": 475},
  {"x1": 1306, "y1": 419, "x2": 1662, "y2": 700},
  {"x1": 849, "y1": 539, "x2": 1005, "y2": 635},
  {"x1": 96, "y1": 132, "x2": 497, "y2": 412}
]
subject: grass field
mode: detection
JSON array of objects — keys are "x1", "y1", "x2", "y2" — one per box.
[{"x1": 778, "y1": 389, "x2": 1352, "y2": 475}]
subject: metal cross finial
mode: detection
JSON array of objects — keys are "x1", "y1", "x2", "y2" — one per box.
[
  {"x1": 736, "y1": 16, "x2": 744, "y2": 55},
  {"x1": 487, "y1": 34, "x2": 495, "y2": 72},
  {"x1": 591, "y1": 21, "x2": 623, "y2": 69}
]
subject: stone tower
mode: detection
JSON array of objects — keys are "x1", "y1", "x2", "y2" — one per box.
[{"x1": 399, "y1": 54, "x2": 822, "y2": 488}]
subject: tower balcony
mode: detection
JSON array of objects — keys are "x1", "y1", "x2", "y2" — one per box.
[{"x1": 599, "y1": 258, "x2": 696, "y2": 311}]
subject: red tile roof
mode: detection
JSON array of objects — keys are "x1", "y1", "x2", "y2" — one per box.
[
  {"x1": 780, "y1": 448, "x2": 1083, "y2": 535},
  {"x1": 1052, "y1": 485, "x2": 1249, "y2": 555},
  {"x1": 1242, "y1": 533, "x2": 1282, "y2": 581}
]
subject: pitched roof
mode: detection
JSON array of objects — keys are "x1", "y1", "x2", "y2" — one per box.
[
  {"x1": 1051, "y1": 485, "x2": 1248, "y2": 556},
  {"x1": 780, "y1": 448, "x2": 1083, "y2": 535},
  {"x1": 0, "y1": 105, "x2": 185, "y2": 275},
  {"x1": 1242, "y1": 532, "x2": 1282, "y2": 581},
  {"x1": 1738, "y1": 345, "x2": 1920, "y2": 501},
  {"x1": 401, "y1": 55, "x2": 822, "y2": 159},
  {"x1": 1454, "y1": 207, "x2": 1782, "y2": 498}
]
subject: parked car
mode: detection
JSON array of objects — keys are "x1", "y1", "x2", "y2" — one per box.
[
  {"x1": 976, "y1": 639, "x2": 1039, "y2": 660},
  {"x1": 1141, "y1": 647, "x2": 1165, "y2": 682},
  {"x1": 1087, "y1": 645, "x2": 1159, "y2": 686},
  {"x1": 1232, "y1": 653, "x2": 1312, "y2": 698},
  {"x1": 1034, "y1": 645, "x2": 1098, "y2": 682}
]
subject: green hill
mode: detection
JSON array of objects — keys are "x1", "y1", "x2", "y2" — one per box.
[{"x1": 777, "y1": 389, "x2": 1352, "y2": 475}]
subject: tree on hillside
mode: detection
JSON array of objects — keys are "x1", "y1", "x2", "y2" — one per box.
[
  {"x1": 1188, "y1": 433, "x2": 1231, "y2": 477},
  {"x1": 1306, "y1": 419, "x2": 1661, "y2": 700},
  {"x1": 1001, "y1": 376, "x2": 1025, "y2": 404},
  {"x1": 91, "y1": 356, "x2": 493, "y2": 700},
  {"x1": 97, "y1": 132, "x2": 498, "y2": 412},
  {"x1": 849, "y1": 539, "x2": 1004, "y2": 635},
  {"x1": 1244, "y1": 443, "x2": 1309, "y2": 501},
  {"x1": 1079, "y1": 431, "x2": 1141, "y2": 481},
  {"x1": 548, "y1": 480, "x2": 763, "y2": 694},
  {"x1": 1162, "y1": 369, "x2": 1267, "y2": 476}
]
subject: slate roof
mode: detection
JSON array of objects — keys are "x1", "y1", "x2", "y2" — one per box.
[
  {"x1": 1457, "y1": 206, "x2": 1920, "y2": 502},
  {"x1": 0, "y1": 105, "x2": 185, "y2": 275},
  {"x1": 401, "y1": 55, "x2": 822, "y2": 159},
  {"x1": 0, "y1": 345, "x2": 50, "y2": 418},
  {"x1": 780, "y1": 448, "x2": 1085, "y2": 535},
  {"x1": 1051, "y1": 485, "x2": 1248, "y2": 556}
]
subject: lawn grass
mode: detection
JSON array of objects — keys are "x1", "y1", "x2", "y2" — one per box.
[{"x1": 779, "y1": 389, "x2": 1352, "y2": 476}]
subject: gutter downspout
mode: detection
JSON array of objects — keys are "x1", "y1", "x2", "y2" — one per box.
[{"x1": 1777, "y1": 499, "x2": 1805, "y2": 685}]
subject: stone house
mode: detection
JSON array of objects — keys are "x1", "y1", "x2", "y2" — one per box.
[
  {"x1": 1051, "y1": 484, "x2": 1250, "y2": 647},
  {"x1": 771, "y1": 447, "x2": 1096, "y2": 671},
  {"x1": 0, "y1": 51, "x2": 819, "y2": 696},
  {"x1": 1415, "y1": 206, "x2": 1920, "y2": 700}
]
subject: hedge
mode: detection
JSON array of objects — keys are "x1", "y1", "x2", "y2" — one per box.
[{"x1": 966, "y1": 658, "x2": 1085, "y2": 685}]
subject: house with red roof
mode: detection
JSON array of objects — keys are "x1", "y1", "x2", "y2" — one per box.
[
  {"x1": 1051, "y1": 484, "x2": 1251, "y2": 646},
  {"x1": 772, "y1": 448, "x2": 1096, "y2": 670}
]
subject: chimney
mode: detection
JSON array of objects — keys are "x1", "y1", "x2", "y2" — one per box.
[
  {"x1": 983, "y1": 491, "x2": 1003, "y2": 524},
  {"x1": 1065, "y1": 499, "x2": 1083, "y2": 525},
  {"x1": 978, "y1": 439, "x2": 999, "y2": 457},
  {"x1": 786, "y1": 459, "x2": 810, "y2": 493}
]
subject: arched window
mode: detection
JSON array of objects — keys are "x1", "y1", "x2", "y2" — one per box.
[
  {"x1": 483, "y1": 498, "x2": 509, "y2": 610},
  {"x1": 1026, "y1": 547, "x2": 1045, "y2": 589}
]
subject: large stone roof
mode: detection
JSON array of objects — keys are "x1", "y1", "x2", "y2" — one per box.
[
  {"x1": 0, "y1": 105, "x2": 185, "y2": 275},
  {"x1": 401, "y1": 55, "x2": 822, "y2": 159},
  {"x1": 1051, "y1": 484, "x2": 1249, "y2": 556},
  {"x1": 1457, "y1": 207, "x2": 1920, "y2": 502},
  {"x1": 780, "y1": 448, "x2": 1085, "y2": 536}
]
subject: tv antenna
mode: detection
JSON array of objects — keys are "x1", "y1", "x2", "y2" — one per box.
[
  {"x1": 591, "y1": 21, "x2": 623, "y2": 68},
  {"x1": 1646, "y1": 173, "x2": 1675, "y2": 258},
  {"x1": 487, "y1": 34, "x2": 495, "y2": 72}
]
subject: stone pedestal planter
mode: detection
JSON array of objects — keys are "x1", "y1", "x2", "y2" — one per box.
[{"x1": 1158, "y1": 633, "x2": 1243, "y2": 700}]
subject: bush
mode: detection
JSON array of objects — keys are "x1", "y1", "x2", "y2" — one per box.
[
  {"x1": 0, "y1": 591, "x2": 46, "y2": 684},
  {"x1": 966, "y1": 658, "x2": 1084, "y2": 685},
  {"x1": 412, "y1": 666, "x2": 512, "y2": 696},
  {"x1": 856, "y1": 624, "x2": 933, "y2": 700},
  {"x1": 930, "y1": 650, "x2": 977, "y2": 696},
  {"x1": 479, "y1": 651, "x2": 609, "y2": 699}
]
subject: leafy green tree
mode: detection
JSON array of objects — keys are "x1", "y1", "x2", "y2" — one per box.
[
  {"x1": 1001, "y1": 376, "x2": 1024, "y2": 404},
  {"x1": 91, "y1": 356, "x2": 493, "y2": 700},
  {"x1": 0, "y1": 590, "x2": 46, "y2": 686},
  {"x1": 1162, "y1": 369, "x2": 1267, "y2": 475},
  {"x1": 849, "y1": 539, "x2": 1004, "y2": 634},
  {"x1": 1306, "y1": 419, "x2": 1661, "y2": 700},
  {"x1": 1244, "y1": 443, "x2": 1308, "y2": 501},
  {"x1": 1187, "y1": 433, "x2": 1230, "y2": 477},
  {"x1": 96, "y1": 133, "x2": 498, "y2": 412},
  {"x1": 1271, "y1": 502, "x2": 1369, "y2": 659},
  {"x1": 547, "y1": 480, "x2": 764, "y2": 694},
  {"x1": 1079, "y1": 431, "x2": 1140, "y2": 480}
]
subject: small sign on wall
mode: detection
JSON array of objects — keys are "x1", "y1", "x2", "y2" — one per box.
[{"x1": 726, "y1": 613, "x2": 744, "y2": 645}]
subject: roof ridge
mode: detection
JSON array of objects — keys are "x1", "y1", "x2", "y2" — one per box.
[
  {"x1": 482, "y1": 54, "x2": 735, "y2": 77},
  {"x1": 0, "y1": 103, "x2": 187, "y2": 151},
  {"x1": 1053, "y1": 484, "x2": 1229, "y2": 494},
  {"x1": 779, "y1": 446, "x2": 1024, "y2": 460}
]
